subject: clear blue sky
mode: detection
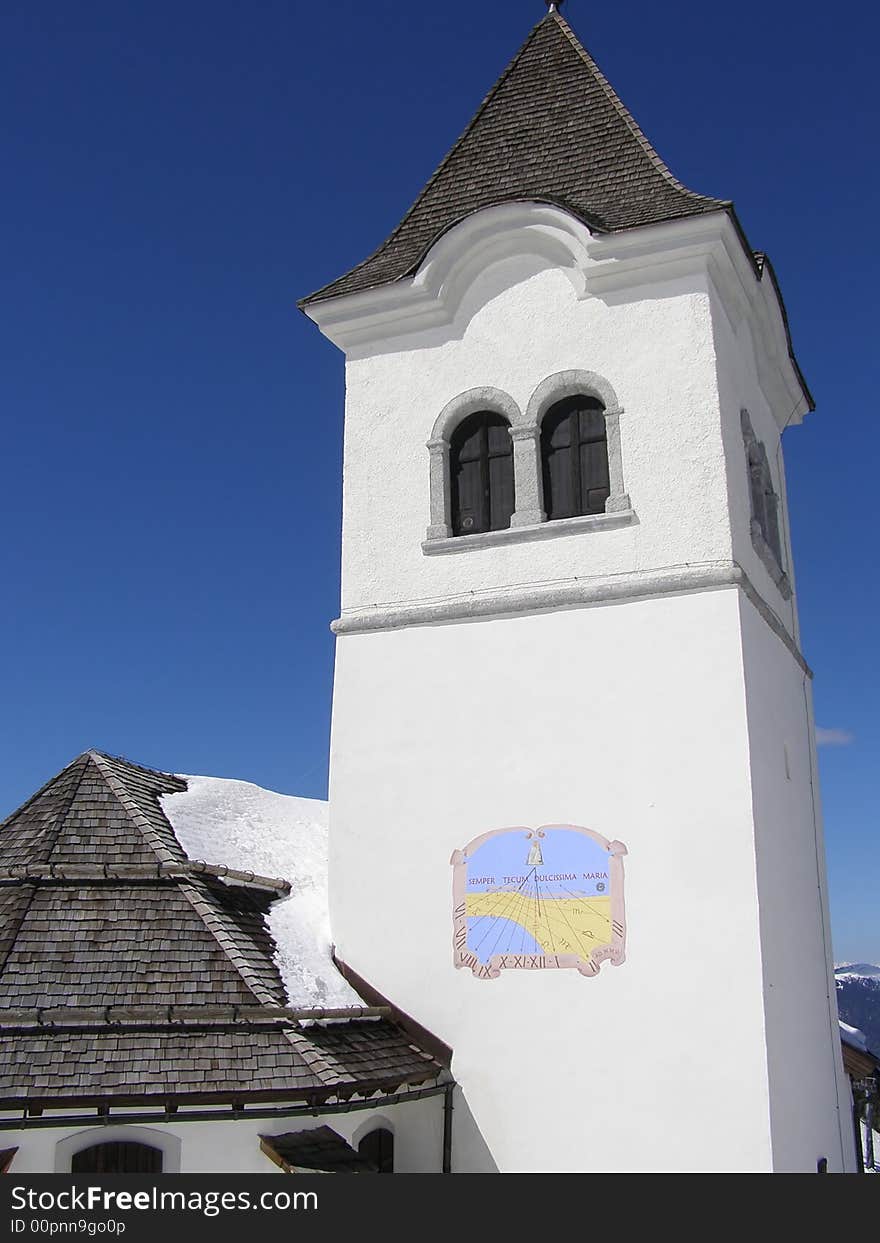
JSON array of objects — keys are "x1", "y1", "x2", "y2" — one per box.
[{"x1": 1, "y1": 1, "x2": 876, "y2": 961}]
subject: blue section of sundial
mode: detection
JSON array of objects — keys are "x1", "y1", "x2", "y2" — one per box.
[
  {"x1": 465, "y1": 828, "x2": 610, "y2": 898},
  {"x1": 466, "y1": 917, "x2": 543, "y2": 964}
]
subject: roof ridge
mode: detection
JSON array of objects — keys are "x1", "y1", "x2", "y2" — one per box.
[
  {"x1": 87, "y1": 749, "x2": 181, "y2": 785},
  {"x1": 0, "y1": 752, "x2": 89, "y2": 833},
  {"x1": 553, "y1": 13, "x2": 728, "y2": 210},
  {"x1": 30, "y1": 755, "x2": 91, "y2": 869},
  {"x1": 300, "y1": 12, "x2": 730, "y2": 307},
  {"x1": 0, "y1": 757, "x2": 90, "y2": 979},
  {"x1": 88, "y1": 751, "x2": 186, "y2": 866},
  {"x1": 177, "y1": 880, "x2": 285, "y2": 1007},
  {"x1": 301, "y1": 15, "x2": 550, "y2": 306}
]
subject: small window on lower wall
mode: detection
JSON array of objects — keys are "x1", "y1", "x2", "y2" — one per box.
[
  {"x1": 71, "y1": 1142, "x2": 163, "y2": 1174},
  {"x1": 358, "y1": 1127, "x2": 394, "y2": 1173}
]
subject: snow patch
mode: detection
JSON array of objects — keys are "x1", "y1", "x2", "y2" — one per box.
[
  {"x1": 835, "y1": 963, "x2": 880, "y2": 981},
  {"x1": 160, "y1": 775, "x2": 363, "y2": 1009},
  {"x1": 839, "y1": 1021, "x2": 868, "y2": 1051}
]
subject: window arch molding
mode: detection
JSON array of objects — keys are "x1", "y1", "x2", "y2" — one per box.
[
  {"x1": 424, "y1": 373, "x2": 634, "y2": 551},
  {"x1": 54, "y1": 1126, "x2": 181, "y2": 1174},
  {"x1": 350, "y1": 1114, "x2": 396, "y2": 1150},
  {"x1": 426, "y1": 387, "x2": 523, "y2": 539},
  {"x1": 525, "y1": 370, "x2": 630, "y2": 515}
]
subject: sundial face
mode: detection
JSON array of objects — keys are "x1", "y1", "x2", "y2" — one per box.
[{"x1": 451, "y1": 826, "x2": 627, "y2": 979}]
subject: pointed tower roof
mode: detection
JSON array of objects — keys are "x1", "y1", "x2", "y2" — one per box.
[
  {"x1": 302, "y1": 10, "x2": 728, "y2": 306},
  {"x1": 0, "y1": 752, "x2": 441, "y2": 1109}
]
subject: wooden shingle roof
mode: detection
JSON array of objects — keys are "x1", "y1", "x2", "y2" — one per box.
[
  {"x1": 0, "y1": 751, "x2": 440, "y2": 1107},
  {"x1": 301, "y1": 11, "x2": 728, "y2": 306}
]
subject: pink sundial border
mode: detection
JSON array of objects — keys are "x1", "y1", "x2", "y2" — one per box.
[{"x1": 450, "y1": 824, "x2": 628, "y2": 980}]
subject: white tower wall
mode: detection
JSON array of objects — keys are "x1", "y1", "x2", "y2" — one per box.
[{"x1": 309, "y1": 204, "x2": 853, "y2": 1172}]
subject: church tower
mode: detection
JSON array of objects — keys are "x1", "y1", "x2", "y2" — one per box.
[{"x1": 301, "y1": 8, "x2": 853, "y2": 1172}]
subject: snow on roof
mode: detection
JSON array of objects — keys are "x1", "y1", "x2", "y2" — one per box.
[
  {"x1": 160, "y1": 775, "x2": 363, "y2": 1009},
  {"x1": 839, "y1": 1021, "x2": 868, "y2": 1052}
]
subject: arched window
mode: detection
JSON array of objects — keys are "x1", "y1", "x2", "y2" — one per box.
[
  {"x1": 746, "y1": 442, "x2": 783, "y2": 567},
  {"x1": 357, "y1": 1127, "x2": 394, "y2": 1173},
  {"x1": 741, "y1": 409, "x2": 789, "y2": 596},
  {"x1": 450, "y1": 411, "x2": 514, "y2": 536},
  {"x1": 71, "y1": 1142, "x2": 163, "y2": 1174},
  {"x1": 540, "y1": 395, "x2": 610, "y2": 521}
]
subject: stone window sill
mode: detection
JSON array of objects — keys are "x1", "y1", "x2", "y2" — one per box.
[{"x1": 422, "y1": 509, "x2": 637, "y2": 555}]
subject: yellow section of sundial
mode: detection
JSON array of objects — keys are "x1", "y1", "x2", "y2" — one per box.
[{"x1": 465, "y1": 890, "x2": 612, "y2": 959}]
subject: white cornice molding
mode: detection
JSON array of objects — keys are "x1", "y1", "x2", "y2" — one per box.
[
  {"x1": 330, "y1": 560, "x2": 810, "y2": 676},
  {"x1": 303, "y1": 204, "x2": 809, "y2": 425}
]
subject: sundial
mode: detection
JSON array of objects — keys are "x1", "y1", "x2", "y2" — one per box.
[{"x1": 451, "y1": 825, "x2": 627, "y2": 979}]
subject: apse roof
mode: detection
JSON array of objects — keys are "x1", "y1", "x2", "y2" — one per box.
[
  {"x1": 301, "y1": 10, "x2": 728, "y2": 306},
  {"x1": 0, "y1": 751, "x2": 440, "y2": 1107}
]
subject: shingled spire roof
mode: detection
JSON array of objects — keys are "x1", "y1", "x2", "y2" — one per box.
[
  {"x1": 0, "y1": 752, "x2": 441, "y2": 1108},
  {"x1": 301, "y1": 10, "x2": 729, "y2": 306}
]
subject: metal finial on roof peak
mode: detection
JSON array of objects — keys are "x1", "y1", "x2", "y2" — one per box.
[{"x1": 545, "y1": 1, "x2": 564, "y2": 11}]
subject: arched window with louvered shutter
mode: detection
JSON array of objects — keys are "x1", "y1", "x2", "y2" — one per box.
[
  {"x1": 540, "y1": 395, "x2": 610, "y2": 521},
  {"x1": 71, "y1": 1141, "x2": 163, "y2": 1174},
  {"x1": 449, "y1": 411, "x2": 514, "y2": 536},
  {"x1": 357, "y1": 1127, "x2": 394, "y2": 1173}
]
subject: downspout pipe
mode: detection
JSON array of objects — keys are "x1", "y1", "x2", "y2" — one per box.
[{"x1": 442, "y1": 1083, "x2": 454, "y2": 1174}]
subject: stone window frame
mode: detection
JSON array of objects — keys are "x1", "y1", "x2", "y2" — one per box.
[
  {"x1": 424, "y1": 371, "x2": 632, "y2": 553},
  {"x1": 741, "y1": 408, "x2": 791, "y2": 600}
]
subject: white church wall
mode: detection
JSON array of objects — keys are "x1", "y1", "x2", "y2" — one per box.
[
  {"x1": 329, "y1": 587, "x2": 779, "y2": 1172},
  {"x1": 710, "y1": 290, "x2": 799, "y2": 638},
  {"x1": 738, "y1": 595, "x2": 856, "y2": 1172},
  {"x1": 338, "y1": 261, "x2": 731, "y2": 617},
  {"x1": 321, "y1": 203, "x2": 841, "y2": 1171},
  {"x1": 4, "y1": 1097, "x2": 445, "y2": 1174}
]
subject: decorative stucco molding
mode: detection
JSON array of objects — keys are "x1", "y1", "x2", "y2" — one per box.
[
  {"x1": 303, "y1": 204, "x2": 812, "y2": 424},
  {"x1": 331, "y1": 560, "x2": 810, "y2": 676},
  {"x1": 429, "y1": 386, "x2": 523, "y2": 442}
]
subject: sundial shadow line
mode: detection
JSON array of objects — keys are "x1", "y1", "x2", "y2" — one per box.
[
  {"x1": 469, "y1": 869, "x2": 535, "y2": 956},
  {"x1": 471, "y1": 888, "x2": 527, "y2": 951},
  {"x1": 547, "y1": 884, "x2": 599, "y2": 957},
  {"x1": 555, "y1": 880, "x2": 613, "y2": 927},
  {"x1": 477, "y1": 875, "x2": 538, "y2": 961},
  {"x1": 464, "y1": 875, "x2": 535, "y2": 933}
]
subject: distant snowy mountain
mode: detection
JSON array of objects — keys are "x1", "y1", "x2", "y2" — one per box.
[
  {"x1": 836, "y1": 963, "x2": 880, "y2": 980},
  {"x1": 835, "y1": 964, "x2": 880, "y2": 1054}
]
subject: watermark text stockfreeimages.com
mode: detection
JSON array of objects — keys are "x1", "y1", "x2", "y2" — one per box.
[{"x1": 10, "y1": 1185, "x2": 317, "y2": 1220}]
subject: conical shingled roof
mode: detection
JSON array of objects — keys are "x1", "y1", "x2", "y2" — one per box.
[
  {"x1": 302, "y1": 11, "x2": 728, "y2": 306},
  {"x1": 0, "y1": 752, "x2": 440, "y2": 1108}
]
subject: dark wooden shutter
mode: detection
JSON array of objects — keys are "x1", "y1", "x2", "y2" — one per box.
[
  {"x1": 357, "y1": 1127, "x2": 394, "y2": 1173},
  {"x1": 450, "y1": 412, "x2": 513, "y2": 535},
  {"x1": 541, "y1": 396, "x2": 609, "y2": 520},
  {"x1": 71, "y1": 1142, "x2": 163, "y2": 1174},
  {"x1": 749, "y1": 448, "x2": 784, "y2": 565}
]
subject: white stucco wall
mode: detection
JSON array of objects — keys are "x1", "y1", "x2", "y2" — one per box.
[
  {"x1": 738, "y1": 595, "x2": 856, "y2": 1172},
  {"x1": 338, "y1": 261, "x2": 729, "y2": 617},
  {"x1": 329, "y1": 590, "x2": 778, "y2": 1173},
  {"x1": 317, "y1": 203, "x2": 839, "y2": 1171},
  {"x1": 711, "y1": 292, "x2": 799, "y2": 641},
  {"x1": 4, "y1": 1097, "x2": 445, "y2": 1174}
]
